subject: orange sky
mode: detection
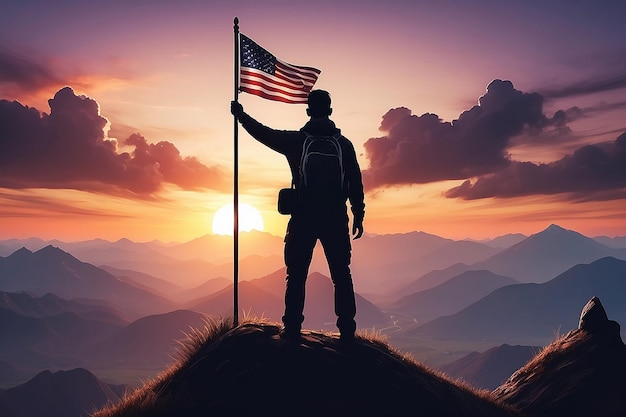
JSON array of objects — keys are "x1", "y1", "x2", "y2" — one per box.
[{"x1": 1, "y1": 1, "x2": 625, "y2": 242}]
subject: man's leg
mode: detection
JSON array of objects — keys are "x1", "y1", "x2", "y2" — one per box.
[
  {"x1": 320, "y1": 215, "x2": 356, "y2": 339},
  {"x1": 282, "y1": 218, "x2": 316, "y2": 335}
]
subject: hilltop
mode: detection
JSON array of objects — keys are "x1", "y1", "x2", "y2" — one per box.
[
  {"x1": 92, "y1": 319, "x2": 517, "y2": 417},
  {"x1": 92, "y1": 295, "x2": 626, "y2": 417}
]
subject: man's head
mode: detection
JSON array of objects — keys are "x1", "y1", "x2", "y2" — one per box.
[{"x1": 306, "y1": 89, "x2": 332, "y2": 119}]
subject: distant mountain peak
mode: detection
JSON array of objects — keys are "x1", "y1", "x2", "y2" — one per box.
[
  {"x1": 7, "y1": 247, "x2": 33, "y2": 258},
  {"x1": 41, "y1": 292, "x2": 63, "y2": 300},
  {"x1": 114, "y1": 237, "x2": 135, "y2": 245},
  {"x1": 545, "y1": 223, "x2": 565, "y2": 232},
  {"x1": 35, "y1": 244, "x2": 77, "y2": 261},
  {"x1": 532, "y1": 224, "x2": 597, "y2": 244},
  {"x1": 536, "y1": 223, "x2": 578, "y2": 237},
  {"x1": 476, "y1": 222, "x2": 619, "y2": 283},
  {"x1": 37, "y1": 244, "x2": 66, "y2": 253}
]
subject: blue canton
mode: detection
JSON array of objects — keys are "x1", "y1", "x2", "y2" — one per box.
[{"x1": 241, "y1": 35, "x2": 276, "y2": 75}]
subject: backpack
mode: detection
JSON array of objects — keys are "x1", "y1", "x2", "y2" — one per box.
[{"x1": 298, "y1": 131, "x2": 345, "y2": 197}]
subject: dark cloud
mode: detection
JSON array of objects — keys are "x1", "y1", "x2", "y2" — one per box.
[
  {"x1": 0, "y1": 87, "x2": 227, "y2": 197},
  {"x1": 0, "y1": 50, "x2": 63, "y2": 93},
  {"x1": 582, "y1": 100, "x2": 626, "y2": 115},
  {"x1": 362, "y1": 79, "x2": 626, "y2": 202},
  {"x1": 539, "y1": 73, "x2": 626, "y2": 99},
  {"x1": 0, "y1": 189, "x2": 133, "y2": 219},
  {"x1": 445, "y1": 132, "x2": 626, "y2": 200},
  {"x1": 362, "y1": 79, "x2": 548, "y2": 188}
]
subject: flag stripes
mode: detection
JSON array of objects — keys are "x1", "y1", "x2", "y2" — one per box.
[{"x1": 239, "y1": 34, "x2": 321, "y2": 104}]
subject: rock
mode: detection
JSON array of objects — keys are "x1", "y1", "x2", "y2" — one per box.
[{"x1": 578, "y1": 296, "x2": 621, "y2": 338}]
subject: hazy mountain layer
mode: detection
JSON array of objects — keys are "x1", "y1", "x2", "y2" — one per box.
[
  {"x1": 408, "y1": 257, "x2": 626, "y2": 344},
  {"x1": 0, "y1": 368, "x2": 125, "y2": 417},
  {"x1": 440, "y1": 344, "x2": 539, "y2": 390},
  {"x1": 388, "y1": 269, "x2": 519, "y2": 322}
]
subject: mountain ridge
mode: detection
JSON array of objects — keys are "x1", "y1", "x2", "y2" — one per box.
[
  {"x1": 0, "y1": 245, "x2": 175, "y2": 319},
  {"x1": 473, "y1": 224, "x2": 626, "y2": 283},
  {"x1": 388, "y1": 269, "x2": 519, "y2": 322},
  {"x1": 408, "y1": 256, "x2": 626, "y2": 344}
]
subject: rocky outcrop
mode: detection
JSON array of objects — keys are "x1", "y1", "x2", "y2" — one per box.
[{"x1": 493, "y1": 296, "x2": 626, "y2": 417}]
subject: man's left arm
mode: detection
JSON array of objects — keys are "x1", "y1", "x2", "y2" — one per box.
[{"x1": 344, "y1": 141, "x2": 365, "y2": 240}]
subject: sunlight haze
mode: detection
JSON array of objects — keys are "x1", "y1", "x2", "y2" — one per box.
[{"x1": 212, "y1": 203, "x2": 264, "y2": 235}]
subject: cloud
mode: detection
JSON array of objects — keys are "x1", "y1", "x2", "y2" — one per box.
[
  {"x1": 0, "y1": 50, "x2": 63, "y2": 93},
  {"x1": 539, "y1": 73, "x2": 626, "y2": 99},
  {"x1": 362, "y1": 79, "x2": 547, "y2": 188},
  {"x1": 362, "y1": 79, "x2": 626, "y2": 202},
  {"x1": 0, "y1": 87, "x2": 227, "y2": 197},
  {"x1": 445, "y1": 132, "x2": 626, "y2": 200},
  {"x1": 582, "y1": 100, "x2": 626, "y2": 116},
  {"x1": 0, "y1": 189, "x2": 133, "y2": 219}
]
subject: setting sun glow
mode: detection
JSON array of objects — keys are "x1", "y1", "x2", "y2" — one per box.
[{"x1": 212, "y1": 203, "x2": 264, "y2": 235}]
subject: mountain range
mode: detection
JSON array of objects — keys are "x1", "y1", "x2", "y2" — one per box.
[
  {"x1": 0, "y1": 301, "x2": 207, "y2": 387},
  {"x1": 2, "y1": 224, "x2": 624, "y2": 294},
  {"x1": 0, "y1": 246, "x2": 174, "y2": 319},
  {"x1": 471, "y1": 224, "x2": 626, "y2": 283},
  {"x1": 387, "y1": 269, "x2": 519, "y2": 323},
  {"x1": 389, "y1": 224, "x2": 626, "y2": 300},
  {"x1": 0, "y1": 290, "x2": 126, "y2": 325},
  {"x1": 1, "y1": 223, "x2": 626, "y2": 400},
  {"x1": 0, "y1": 249, "x2": 388, "y2": 387},
  {"x1": 0, "y1": 234, "x2": 285, "y2": 289},
  {"x1": 407, "y1": 256, "x2": 626, "y2": 345}
]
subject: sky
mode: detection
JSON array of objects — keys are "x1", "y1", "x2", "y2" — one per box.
[{"x1": 1, "y1": 0, "x2": 625, "y2": 242}]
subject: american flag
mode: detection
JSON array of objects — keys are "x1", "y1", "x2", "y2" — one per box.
[{"x1": 239, "y1": 34, "x2": 321, "y2": 104}]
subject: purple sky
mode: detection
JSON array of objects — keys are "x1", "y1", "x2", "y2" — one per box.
[{"x1": 1, "y1": 0, "x2": 625, "y2": 241}]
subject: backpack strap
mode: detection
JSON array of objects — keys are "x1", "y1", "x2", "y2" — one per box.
[
  {"x1": 333, "y1": 133, "x2": 345, "y2": 187},
  {"x1": 300, "y1": 133, "x2": 316, "y2": 187}
]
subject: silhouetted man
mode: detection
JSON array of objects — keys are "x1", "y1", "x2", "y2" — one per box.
[{"x1": 231, "y1": 90, "x2": 365, "y2": 341}]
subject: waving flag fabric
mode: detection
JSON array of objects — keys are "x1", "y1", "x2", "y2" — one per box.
[{"x1": 239, "y1": 34, "x2": 321, "y2": 104}]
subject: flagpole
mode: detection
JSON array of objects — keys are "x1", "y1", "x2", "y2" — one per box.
[{"x1": 232, "y1": 16, "x2": 240, "y2": 327}]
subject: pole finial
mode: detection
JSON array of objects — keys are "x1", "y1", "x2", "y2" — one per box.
[{"x1": 234, "y1": 17, "x2": 239, "y2": 27}]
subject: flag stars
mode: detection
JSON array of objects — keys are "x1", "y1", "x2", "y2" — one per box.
[{"x1": 241, "y1": 35, "x2": 276, "y2": 75}]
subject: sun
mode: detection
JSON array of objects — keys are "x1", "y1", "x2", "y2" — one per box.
[{"x1": 212, "y1": 203, "x2": 264, "y2": 235}]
